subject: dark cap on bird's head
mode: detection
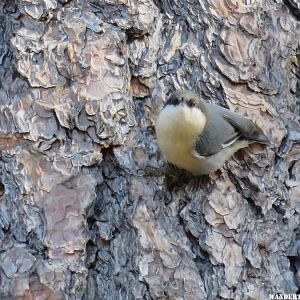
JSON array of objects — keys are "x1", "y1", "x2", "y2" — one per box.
[{"x1": 164, "y1": 90, "x2": 206, "y2": 111}]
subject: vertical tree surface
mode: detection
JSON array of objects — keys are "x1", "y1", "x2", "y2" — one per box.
[{"x1": 0, "y1": 0, "x2": 300, "y2": 299}]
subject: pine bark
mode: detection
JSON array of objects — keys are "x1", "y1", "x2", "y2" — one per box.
[{"x1": 0, "y1": 0, "x2": 300, "y2": 299}]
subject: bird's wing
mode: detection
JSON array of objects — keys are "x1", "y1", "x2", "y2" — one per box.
[
  {"x1": 194, "y1": 104, "x2": 241, "y2": 157},
  {"x1": 221, "y1": 133, "x2": 241, "y2": 148},
  {"x1": 223, "y1": 109, "x2": 269, "y2": 144},
  {"x1": 222, "y1": 112, "x2": 255, "y2": 137},
  {"x1": 194, "y1": 104, "x2": 269, "y2": 157}
]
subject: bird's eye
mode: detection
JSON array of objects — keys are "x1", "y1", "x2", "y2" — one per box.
[{"x1": 188, "y1": 99, "x2": 196, "y2": 107}]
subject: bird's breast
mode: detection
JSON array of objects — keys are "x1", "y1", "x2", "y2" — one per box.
[{"x1": 155, "y1": 104, "x2": 206, "y2": 173}]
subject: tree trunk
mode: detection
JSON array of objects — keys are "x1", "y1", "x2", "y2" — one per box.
[{"x1": 0, "y1": 0, "x2": 300, "y2": 299}]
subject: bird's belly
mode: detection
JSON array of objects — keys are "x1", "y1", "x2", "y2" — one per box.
[
  {"x1": 158, "y1": 139, "x2": 203, "y2": 175},
  {"x1": 191, "y1": 140, "x2": 250, "y2": 175},
  {"x1": 159, "y1": 139, "x2": 250, "y2": 176}
]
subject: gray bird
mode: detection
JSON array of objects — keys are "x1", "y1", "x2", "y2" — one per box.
[{"x1": 155, "y1": 90, "x2": 270, "y2": 175}]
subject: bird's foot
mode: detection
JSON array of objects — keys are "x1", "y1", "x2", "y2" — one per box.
[
  {"x1": 143, "y1": 164, "x2": 212, "y2": 191},
  {"x1": 188, "y1": 175, "x2": 211, "y2": 192},
  {"x1": 143, "y1": 164, "x2": 192, "y2": 189},
  {"x1": 143, "y1": 164, "x2": 184, "y2": 178},
  {"x1": 143, "y1": 165, "x2": 168, "y2": 177}
]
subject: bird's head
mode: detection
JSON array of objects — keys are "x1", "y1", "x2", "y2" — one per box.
[
  {"x1": 157, "y1": 90, "x2": 207, "y2": 140},
  {"x1": 164, "y1": 90, "x2": 206, "y2": 113}
]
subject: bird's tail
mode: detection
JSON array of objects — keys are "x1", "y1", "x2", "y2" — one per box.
[{"x1": 249, "y1": 131, "x2": 270, "y2": 145}]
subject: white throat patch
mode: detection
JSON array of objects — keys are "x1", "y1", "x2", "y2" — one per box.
[{"x1": 155, "y1": 103, "x2": 207, "y2": 172}]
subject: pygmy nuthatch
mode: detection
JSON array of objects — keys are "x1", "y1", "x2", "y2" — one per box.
[{"x1": 155, "y1": 90, "x2": 270, "y2": 175}]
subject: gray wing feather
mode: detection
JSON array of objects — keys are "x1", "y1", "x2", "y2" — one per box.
[
  {"x1": 222, "y1": 112, "x2": 255, "y2": 137},
  {"x1": 222, "y1": 107, "x2": 270, "y2": 144},
  {"x1": 194, "y1": 104, "x2": 252, "y2": 156}
]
